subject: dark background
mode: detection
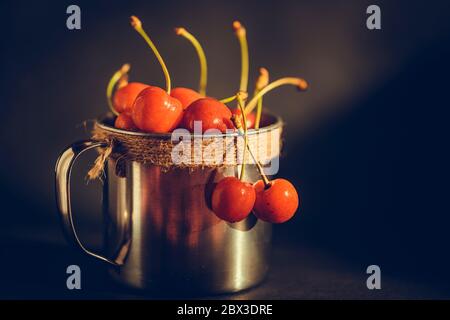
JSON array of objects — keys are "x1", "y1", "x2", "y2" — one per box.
[{"x1": 1, "y1": 0, "x2": 450, "y2": 299}]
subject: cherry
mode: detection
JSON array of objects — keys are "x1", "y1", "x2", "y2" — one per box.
[
  {"x1": 212, "y1": 177, "x2": 256, "y2": 223},
  {"x1": 106, "y1": 63, "x2": 131, "y2": 116},
  {"x1": 113, "y1": 82, "x2": 149, "y2": 114},
  {"x1": 170, "y1": 87, "x2": 202, "y2": 109},
  {"x1": 231, "y1": 100, "x2": 299, "y2": 224},
  {"x1": 253, "y1": 179, "x2": 299, "y2": 223},
  {"x1": 231, "y1": 107, "x2": 256, "y2": 129},
  {"x1": 132, "y1": 86, "x2": 183, "y2": 133},
  {"x1": 182, "y1": 98, "x2": 234, "y2": 133},
  {"x1": 114, "y1": 112, "x2": 137, "y2": 131},
  {"x1": 130, "y1": 16, "x2": 183, "y2": 133},
  {"x1": 210, "y1": 93, "x2": 255, "y2": 223}
]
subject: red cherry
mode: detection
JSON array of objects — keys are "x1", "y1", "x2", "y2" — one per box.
[
  {"x1": 132, "y1": 86, "x2": 183, "y2": 133},
  {"x1": 211, "y1": 177, "x2": 256, "y2": 223},
  {"x1": 253, "y1": 178, "x2": 299, "y2": 223},
  {"x1": 113, "y1": 82, "x2": 149, "y2": 114},
  {"x1": 114, "y1": 112, "x2": 137, "y2": 131},
  {"x1": 231, "y1": 108, "x2": 256, "y2": 129},
  {"x1": 182, "y1": 98, "x2": 234, "y2": 133},
  {"x1": 171, "y1": 87, "x2": 203, "y2": 110}
]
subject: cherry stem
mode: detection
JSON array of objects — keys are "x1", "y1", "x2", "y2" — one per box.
[
  {"x1": 232, "y1": 96, "x2": 270, "y2": 187},
  {"x1": 241, "y1": 130, "x2": 271, "y2": 186},
  {"x1": 219, "y1": 95, "x2": 237, "y2": 104},
  {"x1": 106, "y1": 63, "x2": 130, "y2": 116},
  {"x1": 254, "y1": 67, "x2": 269, "y2": 129},
  {"x1": 117, "y1": 75, "x2": 129, "y2": 89},
  {"x1": 244, "y1": 77, "x2": 308, "y2": 115},
  {"x1": 248, "y1": 144, "x2": 271, "y2": 186},
  {"x1": 131, "y1": 16, "x2": 172, "y2": 94},
  {"x1": 254, "y1": 97, "x2": 263, "y2": 129},
  {"x1": 236, "y1": 93, "x2": 248, "y2": 181},
  {"x1": 175, "y1": 27, "x2": 208, "y2": 96},
  {"x1": 233, "y1": 21, "x2": 249, "y2": 93}
]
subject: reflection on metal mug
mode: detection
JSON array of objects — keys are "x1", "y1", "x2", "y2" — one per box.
[{"x1": 55, "y1": 114, "x2": 282, "y2": 293}]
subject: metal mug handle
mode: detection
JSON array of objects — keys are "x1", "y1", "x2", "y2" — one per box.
[{"x1": 55, "y1": 140, "x2": 122, "y2": 266}]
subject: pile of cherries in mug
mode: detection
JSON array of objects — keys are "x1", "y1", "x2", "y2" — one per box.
[{"x1": 106, "y1": 16, "x2": 308, "y2": 224}]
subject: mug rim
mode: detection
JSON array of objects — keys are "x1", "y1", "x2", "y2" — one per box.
[{"x1": 95, "y1": 112, "x2": 283, "y2": 139}]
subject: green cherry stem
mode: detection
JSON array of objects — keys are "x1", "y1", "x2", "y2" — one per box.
[
  {"x1": 131, "y1": 16, "x2": 172, "y2": 94},
  {"x1": 233, "y1": 21, "x2": 249, "y2": 93},
  {"x1": 219, "y1": 95, "x2": 237, "y2": 104},
  {"x1": 254, "y1": 67, "x2": 269, "y2": 129},
  {"x1": 244, "y1": 77, "x2": 308, "y2": 115},
  {"x1": 247, "y1": 142, "x2": 270, "y2": 186},
  {"x1": 232, "y1": 107, "x2": 270, "y2": 186},
  {"x1": 175, "y1": 27, "x2": 208, "y2": 95},
  {"x1": 236, "y1": 92, "x2": 248, "y2": 181}
]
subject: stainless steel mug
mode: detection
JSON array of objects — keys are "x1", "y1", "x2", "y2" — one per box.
[{"x1": 55, "y1": 114, "x2": 282, "y2": 293}]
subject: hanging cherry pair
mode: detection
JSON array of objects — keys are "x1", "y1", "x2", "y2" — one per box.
[{"x1": 211, "y1": 93, "x2": 300, "y2": 224}]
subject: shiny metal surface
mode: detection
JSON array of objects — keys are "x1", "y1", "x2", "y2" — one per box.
[
  {"x1": 55, "y1": 115, "x2": 282, "y2": 293},
  {"x1": 104, "y1": 161, "x2": 271, "y2": 293}
]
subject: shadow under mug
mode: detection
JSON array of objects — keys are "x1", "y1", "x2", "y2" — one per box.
[{"x1": 55, "y1": 114, "x2": 282, "y2": 294}]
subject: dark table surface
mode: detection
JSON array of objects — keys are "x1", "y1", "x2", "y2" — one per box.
[{"x1": 1, "y1": 225, "x2": 447, "y2": 300}]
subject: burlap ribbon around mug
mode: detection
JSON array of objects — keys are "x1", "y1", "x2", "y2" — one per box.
[{"x1": 87, "y1": 122, "x2": 283, "y2": 180}]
